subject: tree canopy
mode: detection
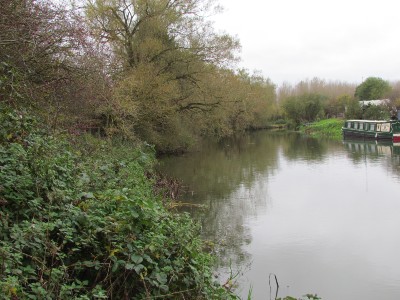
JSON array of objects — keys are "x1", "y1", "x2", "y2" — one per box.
[
  {"x1": 83, "y1": 0, "x2": 278, "y2": 152},
  {"x1": 354, "y1": 77, "x2": 391, "y2": 100}
]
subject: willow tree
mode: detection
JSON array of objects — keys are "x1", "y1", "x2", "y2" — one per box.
[
  {"x1": 85, "y1": 0, "x2": 240, "y2": 151},
  {"x1": 85, "y1": 0, "x2": 237, "y2": 67}
]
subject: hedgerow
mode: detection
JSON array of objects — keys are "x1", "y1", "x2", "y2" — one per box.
[{"x1": 0, "y1": 104, "x2": 236, "y2": 299}]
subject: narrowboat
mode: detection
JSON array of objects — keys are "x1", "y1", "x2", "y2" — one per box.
[{"x1": 342, "y1": 120, "x2": 400, "y2": 142}]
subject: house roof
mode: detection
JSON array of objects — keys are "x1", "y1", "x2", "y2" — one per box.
[{"x1": 359, "y1": 99, "x2": 390, "y2": 106}]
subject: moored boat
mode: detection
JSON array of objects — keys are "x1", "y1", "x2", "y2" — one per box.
[{"x1": 342, "y1": 120, "x2": 400, "y2": 142}]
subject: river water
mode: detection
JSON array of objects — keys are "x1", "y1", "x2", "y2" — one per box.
[{"x1": 158, "y1": 131, "x2": 400, "y2": 300}]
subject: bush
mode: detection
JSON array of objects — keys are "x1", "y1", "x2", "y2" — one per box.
[
  {"x1": 282, "y1": 94, "x2": 325, "y2": 128},
  {"x1": 0, "y1": 105, "x2": 236, "y2": 299},
  {"x1": 362, "y1": 104, "x2": 390, "y2": 120}
]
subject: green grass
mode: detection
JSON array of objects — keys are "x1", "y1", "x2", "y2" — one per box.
[{"x1": 300, "y1": 118, "x2": 343, "y2": 140}]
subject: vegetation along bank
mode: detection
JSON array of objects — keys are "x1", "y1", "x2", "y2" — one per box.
[
  {"x1": 0, "y1": 105, "x2": 238, "y2": 299},
  {"x1": 300, "y1": 119, "x2": 344, "y2": 140}
]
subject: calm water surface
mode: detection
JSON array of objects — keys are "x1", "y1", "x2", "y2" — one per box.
[{"x1": 158, "y1": 131, "x2": 400, "y2": 300}]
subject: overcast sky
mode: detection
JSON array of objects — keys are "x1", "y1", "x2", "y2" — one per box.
[{"x1": 211, "y1": 0, "x2": 400, "y2": 86}]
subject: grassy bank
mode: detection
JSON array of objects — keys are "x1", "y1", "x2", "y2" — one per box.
[
  {"x1": 0, "y1": 105, "x2": 236, "y2": 299},
  {"x1": 300, "y1": 118, "x2": 343, "y2": 140}
]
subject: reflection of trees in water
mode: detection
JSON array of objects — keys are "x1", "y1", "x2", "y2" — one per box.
[
  {"x1": 158, "y1": 133, "x2": 400, "y2": 295},
  {"x1": 158, "y1": 131, "x2": 285, "y2": 270},
  {"x1": 199, "y1": 177, "x2": 272, "y2": 269},
  {"x1": 281, "y1": 133, "x2": 329, "y2": 161},
  {"x1": 158, "y1": 132, "x2": 348, "y2": 272},
  {"x1": 159, "y1": 131, "x2": 285, "y2": 205},
  {"x1": 343, "y1": 140, "x2": 400, "y2": 178}
]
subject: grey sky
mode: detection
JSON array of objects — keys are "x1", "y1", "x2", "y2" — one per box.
[{"x1": 212, "y1": 0, "x2": 400, "y2": 86}]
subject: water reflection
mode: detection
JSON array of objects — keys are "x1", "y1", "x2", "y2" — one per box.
[
  {"x1": 159, "y1": 132, "x2": 400, "y2": 300},
  {"x1": 343, "y1": 140, "x2": 400, "y2": 180},
  {"x1": 344, "y1": 140, "x2": 396, "y2": 159},
  {"x1": 158, "y1": 132, "x2": 286, "y2": 268},
  {"x1": 282, "y1": 134, "x2": 329, "y2": 162}
]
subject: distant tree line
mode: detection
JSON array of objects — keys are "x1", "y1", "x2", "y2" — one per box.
[{"x1": 278, "y1": 77, "x2": 400, "y2": 127}]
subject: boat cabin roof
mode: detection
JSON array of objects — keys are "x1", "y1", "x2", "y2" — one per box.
[{"x1": 346, "y1": 120, "x2": 393, "y2": 123}]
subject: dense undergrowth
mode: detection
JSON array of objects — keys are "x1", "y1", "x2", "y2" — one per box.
[
  {"x1": 300, "y1": 119, "x2": 343, "y2": 140},
  {"x1": 0, "y1": 105, "x2": 236, "y2": 299}
]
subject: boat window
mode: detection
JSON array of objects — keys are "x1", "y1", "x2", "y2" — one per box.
[
  {"x1": 377, "y1": 124, "x2": 381, "y2": 131},
  {"x1": 346, "y1": 122, "x2": 351, "y2": 128},
  {"x1": 381, "y1": 123, "x2": 390, "y2": 132},
  {"x1": 359, "y1": 123, "x2": 364, "y2": 130},
  {"x1": 370, "y1": 124, "x2": 375, "y2": 131},
  {"x1": 354, "y1": 123, "x2": 358, "y2": 129}
]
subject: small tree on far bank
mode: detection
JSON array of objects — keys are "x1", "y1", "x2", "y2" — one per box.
[
  {"x1": 282, "y1": 93, "x2": 324, "y2": 128},
  {"x1": 282, "y1": 96, "x2": 304, "y2": 127},
  {"x1": 354, "y1": 77, "x2": 391, "y2": 100}
]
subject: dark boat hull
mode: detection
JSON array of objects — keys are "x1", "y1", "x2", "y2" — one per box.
[{"x1": 342, "y1": 130, "x2": 392, "y2": 140}]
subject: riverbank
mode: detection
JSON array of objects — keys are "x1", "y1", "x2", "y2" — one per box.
[
  {"x1": 0, "y1": 105, "x2": 237, "y2": 299},
  {"x1": 300, "y1": 118, "x2": 343, "y2": 140}
]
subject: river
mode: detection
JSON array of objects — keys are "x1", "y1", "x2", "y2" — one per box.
[{"x1": 157, "y1": 131, "x2": 400, "y2": 300}]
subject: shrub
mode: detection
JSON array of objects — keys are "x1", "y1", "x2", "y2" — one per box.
[{"x1": 0, "y1": 104, "x2": 236, "y2": 299}]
